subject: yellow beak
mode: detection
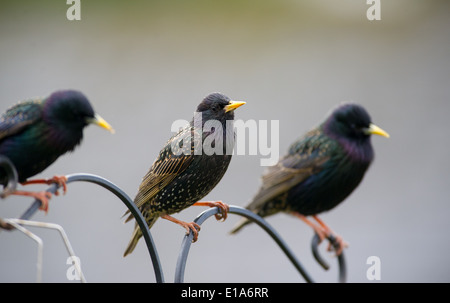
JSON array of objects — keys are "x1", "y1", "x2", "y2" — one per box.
[
  {"x1": 88, "y1": 113, "x2": 115, "y2": 134},
  {"x1": 365, "y1": 123, "x2": 389, "y2": 138},
  {"x1": 224, "y1": 100, "x2": 246, "y2": 113}
]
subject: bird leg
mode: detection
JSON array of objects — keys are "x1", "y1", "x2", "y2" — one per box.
[
  {"x1": 192, "y1": 201, "x2": 229, "y2": 221},
  {"x1": 292, "y1": 212, "x2": 348, "y2": 255},
  {"x1": 9, "y1": 190, "x2": 53, "y2": 213},
  {"x1": 4, "y1": 176, "x2": 68, "y2": 214},
  {"x1": 292, "y1": 212, "x2": 328, "y2": 243},
  {"x1": 20, "y1": 175, "x2": 68, "y2": 196},
  {"x1": 312, "y1": 215, "x2": 349, "y2": 256},
  {"x1": 161, "y1": 214, "x2": 201, "y2": 242}
]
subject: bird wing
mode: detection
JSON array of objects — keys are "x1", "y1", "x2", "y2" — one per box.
[
  {"x1": 248, "y1": 129, "x2": 331, "y2": 211},
  {"x1": 0, "y1": 99, "x2": 43, "y2": 141},
  {"x1": 133, "y1": 127, "x2": 197, "y2": 209}
]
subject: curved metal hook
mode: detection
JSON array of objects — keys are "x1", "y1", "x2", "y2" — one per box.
[
  {"x1": 0, "y1": 155, "x2": 18, "y2": 199},
  {"x1": 11, "y1": 173, "x2": 164, "y2": 283},
  {"x1": 311, "y1": 233, "x2": 346, "y2": 283},
  {"x1": 174, "y1": 205, "x2": 315, "y2": 283}
]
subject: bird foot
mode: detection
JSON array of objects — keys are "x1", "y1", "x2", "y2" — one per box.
[
  {"x1": 312, "y1": 224, "x2": 329, "y2": 243},
  {"x1": 12, "y1": 190, "x2": 53, "y2": 213},
  {"x1": 183, "y1": 221, "x2": 201, "y2": 243},
  {"x1": 193, "y1": 201, "x2": 230, "y2": 221},
  {"x1": 312, "y1": 225, "x2": 348, "y2": 256},
  {"x1": 49, "y1": 175, "x2": 68, "y2": 195},
  {"x1": 0, "y1": 218, "x2": 13, "y2": 230},
  {"x1": 21, "y1": 175, "x2": 68, "y2": 196},
  {"x1": 326, "y1": 234, "x2": 349, "y2": 256},
  {"x1": 312, "y1": 215, "x2": 348, "y2": 256},
  {"x1": 161, "y1": 214, "x2": 201, "y2": 242},
  {"x1": 293, "y1": 213, "x2": 348, "y2": 256}
]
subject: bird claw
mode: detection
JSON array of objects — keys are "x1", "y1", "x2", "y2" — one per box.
[
  {"x1": 47, "y1": 175, "x2": 68, "y2": 195},
  {"x1": 193, "y1": 201, "x2": 230, "y2": 222},
  {"x1": 0, "y1": 218, "x2": 12, "y2": 230},
  {"x1": 315, "y1": 229, "x2": 348, "y2": 256},
  {"x1": 310, "y1": 215, "x2": 348, "y2": 256},
  {"x1": 212, "y1": 201, "x2": 229, "y2": 221},
  {"x1": 312, "y1": 226, "x2": 328, "y2": 244},
  {"x1": 37, "y1": 191, "x2": 53, "y2": 213},
  {"x1": 161, "y1": 214, "x2": 201, "y2": 242},
  {"x1": 10, "y1": 190, "x2": 53, "y2": 213},
  {"x1": 294, "y1": 213, "x2": 348, "y2": 256},
  {"x1": 327, "y1": 234, "x2": 349, "y2": 256},
  {"x1": 183, "y1": 222, "x2": 201, "y2": 243},
  {"x1": 20, "y1": 175, "x2": 68, "y2": 196}
]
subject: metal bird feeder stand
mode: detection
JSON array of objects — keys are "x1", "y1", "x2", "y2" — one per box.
[{"x1": 1, "y1": 167, "x2": 346, "y2": 283}]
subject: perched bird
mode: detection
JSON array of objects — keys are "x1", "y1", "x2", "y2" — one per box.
[
  {"x1": 230, "y1": 103, "x2": 389, "y2": 255},
  {"x1": 123, "y1": 92, "x2": 245, "y2": 256},
  {"x1": 0, "y1": 90, "x2": 114, "y2": 211}
]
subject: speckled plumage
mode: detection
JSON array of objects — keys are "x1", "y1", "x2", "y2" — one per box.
[
  {"x1": 124, "y1": 93, "x2": 245, "y2": 256},
  {"x1": 230, "y1": 103, "x2": 389, "y2": 241}
]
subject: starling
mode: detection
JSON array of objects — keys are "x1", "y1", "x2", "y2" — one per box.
[
  {"x1": 123, "y1": 92, "x2": 245, "y2": 256},
  {"x1": 0, "y1": 90, "x2": 114, "y2": 211},
  {"x1": 230, "y1": 103, "x2": 389, "y2": 255}
]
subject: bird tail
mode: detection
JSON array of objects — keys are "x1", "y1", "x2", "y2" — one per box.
[
  {"x1": 123, "y1": 217, "x2": 158, "y2": 257},
  {"x1": 229, "y1": 217, "x2": 252, "y2": 234}
]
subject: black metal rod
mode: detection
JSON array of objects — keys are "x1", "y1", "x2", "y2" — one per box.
[
  {"x1": 311, "y1": 233, "x2": 330, "y2": 270},
  {"x1": 311, "y1": 233, "x2": 347, "y2": 283},
  {"x1": 15, "y1": 173, "x2": 165, "y2": 283},
  {"x1": 0, "y1": 155, "x2": 18, "y2": 199},
  {"x1": 174, "y1": 206, "x2": 316, "y2": 283},
  {"x1": 1, "y1": 156, "x2": 19, "y2": 230}
]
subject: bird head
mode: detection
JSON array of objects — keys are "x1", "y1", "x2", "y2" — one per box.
[
  {"x1": 325, "y1": 103, "x2": 389, "y2": 141},
  {"x1": 44, "y1": 90, "x2": 114, "y2": 134},
  {"x1": 195, "y1": 92, "x2": 246, "y2": 124}
]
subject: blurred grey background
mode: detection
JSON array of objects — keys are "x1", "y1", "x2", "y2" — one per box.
[{"x1": 1, "y1": 0, "x2": 449, "y2": 282}]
